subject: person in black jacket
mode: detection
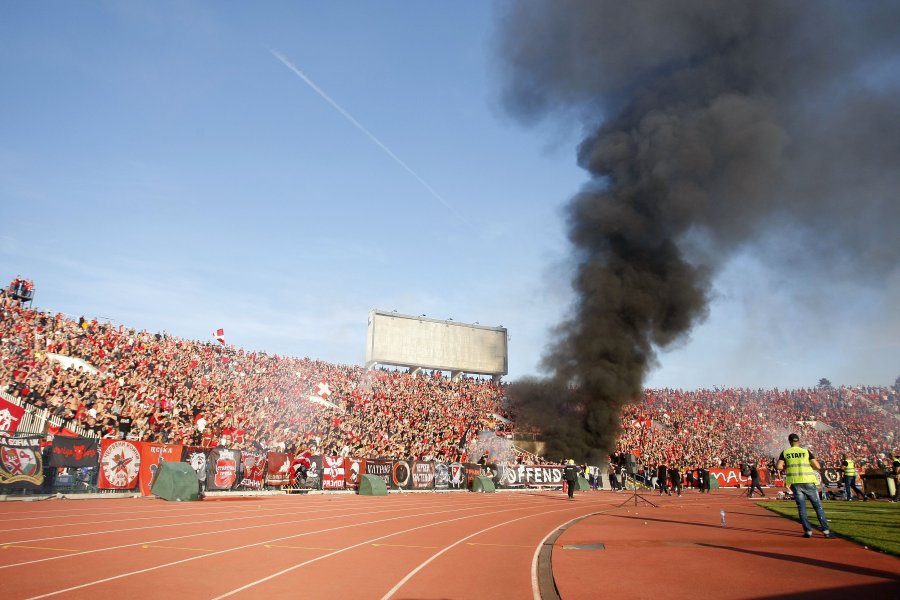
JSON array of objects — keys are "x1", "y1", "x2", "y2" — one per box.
[
  {"x1": 747, "y1": 463, "x2": 765, "y2": 497},
  {"x1": 564, "y1": 459, "x2": 579, "y2": 499}
]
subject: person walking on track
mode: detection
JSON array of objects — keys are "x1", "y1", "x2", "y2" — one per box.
[
  {"x1": 747, "y1": 463, "x2": 765, "y2": 498},
  {"x1": 777, "y1": 433, "x2": 833, "y2": 539},
  {"x1": 564, "y1": 459, "x2": 578, "y2": 500}
]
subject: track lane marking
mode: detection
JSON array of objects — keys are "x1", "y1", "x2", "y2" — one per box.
[
  {"x1": 210, "y1": 502, "x2": 556, "y2": 600},
  {"x1": 2, "y1": 545, "x2": 78, "y2": 553},
  {"x1": 22, "y1": 498, "x2": 523, "y2": 599},
  {"x1": 2, "y1": 497, "x2": 513, "y2": 571},
  {"x1": 380, "y1": 505, "x2": 584, "y2": 600}
]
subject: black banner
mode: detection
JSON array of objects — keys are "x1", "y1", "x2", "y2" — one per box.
[
  {"x1": 0, "y1": 436, "x2": 44, "y2": 490},
  {"x1": 206, "y1": 447, "x2": 242, "y2": 491},
  {"x1": 821, "y1": 468, "x2": 841, "y2": 488},
  {"x1": 183, "y1": 446, "x2": 210, "y2": 483},
  {"x1": 493, "y1": 464, "x2": 565, "y2": 487},
  {"x1": 434, "y1": 462, "x2": 450, "y2": 490},
  {"x1": 411, "y1": 461, "x2": 435, "y2": 490},
  {"x1": 49, "y1": 437, "x2": 99, "y2": 468},
  {"x1": 365, "y1": 458, "x2": 392, "y2": 488},
  {"x1": 296, "y1": 455, "x2": 322, "y2": 490},
  {"x1": 448, "y1": 462, "x2": 468, "y2": 490},
  {"x1": 465, "y1": 462, "x2": 482, "y2": 489},
  {"x1": 392, "y1": 460, "x2": 412, "y2": 490}
]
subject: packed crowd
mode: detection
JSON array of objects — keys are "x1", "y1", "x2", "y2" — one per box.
[
  {"x1": 2, "y1": 277, "x2": 897, "y2": 473},
  {"x1": 617, "y1": 386, "x2": 899, "y2": 471},
  {"x1": 0, "y1": 287, "x2": 507, "y2": 463}
]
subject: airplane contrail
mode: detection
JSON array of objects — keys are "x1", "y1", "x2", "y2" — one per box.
[{"x1": 268, "y1": 48, "x2": 462, "y2": 220}]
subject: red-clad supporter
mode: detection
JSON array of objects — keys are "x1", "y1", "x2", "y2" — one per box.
[
  {"x1": 0, "y1": 290, "x2": 508, "y2": 462},
  {"x1": 1, "y1": 281, "x2": 897, "y2": 472}
]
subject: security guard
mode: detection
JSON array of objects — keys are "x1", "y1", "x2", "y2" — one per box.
[
  {"x1": 776, "y1": 433, "x2": 833, "y2": 538},
  {"x1": 564, "y1": 459, "x2": 579, "y2": 500},
  {"x1": 840, "y1": 454, "x2": 866, "y2": 501}
]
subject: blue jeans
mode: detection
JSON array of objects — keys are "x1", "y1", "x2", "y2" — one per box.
[
  {"x1": 792, "y1": 483, "x2": 830, "y2": 533},
  {"x1": 843, "y1": 475, "x2": 864, "y2": 500}
]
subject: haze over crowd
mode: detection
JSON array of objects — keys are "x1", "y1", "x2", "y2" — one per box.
[{"x1": 1, "y1": 2, "x2": 898, "y2": 391}]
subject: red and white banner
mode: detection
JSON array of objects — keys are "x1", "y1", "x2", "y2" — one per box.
[
  {"x1": 321, "y1": 455, "x2": 346, "y2": 489},
  {"x1": 139, "y1": 443, "x2": 183, "y2": 496},
  {"x1": 213, "y1": 328, "x2": 225, "y2": 345},
  {"x1": 98, "y1": 439, "x2": 142, "y2": 490},
  {"x1": 240, "y1": 452, "x2": 267, "y2": 489},
  {"x1": 0, "y1": 397, "x2": 25, "y2": 436},
  {"x1": 344, "y1": 458, "x2": 364, "y2": 490},
  {"x1": 709, "y1": 467, "x2": 771, "y2": 487},
  {"x1": 266, "y1": 452, "x2": 291, "y2": 486}
]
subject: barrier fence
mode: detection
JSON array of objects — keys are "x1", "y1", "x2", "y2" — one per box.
[
  {"x1": 0, "y1": 434, "x2": 572, "y2": 497},
  {"x1": 1, "y1": 390, "x2": 97, "y2": 439},
  {"x1": 1, "y1": 433, "x2": 885, "y2": 498}
]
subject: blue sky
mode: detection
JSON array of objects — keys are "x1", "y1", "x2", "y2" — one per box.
[{"x1": 2, "y1": 2, "x2": 897, "y2": 389}]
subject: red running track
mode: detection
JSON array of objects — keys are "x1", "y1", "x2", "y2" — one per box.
[{"x1": 1, "y1": 489, "x2": 898, "y2": 599}]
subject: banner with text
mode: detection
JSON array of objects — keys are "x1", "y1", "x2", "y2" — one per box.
[
  {"x1": 139, "y1": 442, "x2": 183, "y2": 496},
  {"x1": 266, "y1": 452, "x2": 291, "y2": 486},
  {"x1": 98, "y1": 439, "x2": 141, "y2": 489},
  {"x1": 240, "y1": 452, "x2": 267, "y2": 489},
  {"x1": 0, "y1": 435, "x2": 43, "y2": 490}
]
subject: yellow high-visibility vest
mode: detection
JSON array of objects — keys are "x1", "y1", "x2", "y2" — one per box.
[
  {"x1": 843, "y1": 459, "x2": 856, "y2": 477},
  {"x1": 783, "y1": 447, "x2": 817, "y2": 485}
]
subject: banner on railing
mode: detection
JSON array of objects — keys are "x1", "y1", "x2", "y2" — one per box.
[
  {"x1": 392, "y1": 460, "x2": 412, "y2": 490},
  {"x1": 140, "y1": 443, "x2": 183, "y2": 496},
  {"x1": 0, "y1": 396, "x2": 26, "y2": 436},
  {"x1": 296, "y1": 455, "x2": 322, "y2": 490},
  {"x1": 184, "y1": 446, "x2": 210, "y2": 485},
  {"x1": 322, "y1": 456, "x2": 346, "y2": 490},
  {"x1": 240, "y1": 452, "x2": 267, "y2": 489},
  {"x1": 708, "y1": 467, "x2": 772, "y2": 488},
  {"x1": 492, "y1": 464, "x2": 564, "y2": 487},
  {"x1": 207, "y1": 447, "x2": 241, "y2": 491},
  {"x1": 345, "y1": 458, "x2": 364, "y2": 490},
  {"x1": 0, "y1": 435, "x2": 43, "y2": 489},
  {"x1": 49, "y1": 437, "x2": 99, "y2": 468},
  {"x1": 411, "y1": 461, "x2": 435, "y2": 490},
  {"x1": 448, "y1": 463, "x2": 468, "y2": 490},
  {"x1": 465, "y1": 463, "x2": 481, "y2": 488},
  {"x1": 365, "y1": 458, "x2": 392, "y2": 488},
  {"x1": 266, "y1": 452, "x2": 291, "y2": 486},
  {"x1": 98, "y1": 439, "x2": 141, "y2": 489},
  {"x1": 434, "y1": 462, "x2": 450, "y2": 490}
]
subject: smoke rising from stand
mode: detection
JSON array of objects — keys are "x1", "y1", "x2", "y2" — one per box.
[{"x1": 497, "y1": 1, "x2": 900, "y2": 463}]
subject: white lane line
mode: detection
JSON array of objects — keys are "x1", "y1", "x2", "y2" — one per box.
[
  {"x1": 0, "y1": 504, "x2": 330, "y2": 534},
  {"x1": 381, "y1": 505, "x2": 582, "y2": 600},
  {"x1": 0, "y1": 495, "x2": 383, "y2": 545},
  {"x1": 212, "y1": 501, "x2": 550, "y2": 600},
  {"x1": 1, "y1": 497, "x2": 501, "y2": 570},
  {"x1": 26, "y1": 499, "x2": 518, "y2": 600}
]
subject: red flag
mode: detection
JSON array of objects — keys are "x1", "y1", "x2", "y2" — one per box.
[{"x1": 213, "y1": 328, "x2": 225, "y2": 345}]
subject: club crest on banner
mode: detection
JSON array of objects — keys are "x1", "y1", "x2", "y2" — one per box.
[
  {"x1": 0, "y1": 437, "x2": 43, "y2": 486},
  {"x1": 99, "y1": 440, "x2": 141, "y2": 489}
]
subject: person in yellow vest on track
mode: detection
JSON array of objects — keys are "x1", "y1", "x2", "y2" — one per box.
[
  {"x1": 840, "y1": 453, "x2": 866, "y2": 501},
  {"x1": 776, "y1": 433, "x2": 833, "y2": 539}
]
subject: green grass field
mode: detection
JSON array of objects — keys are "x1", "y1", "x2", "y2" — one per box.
[{"x1": 760, "y1": 500, "x2": 900, "y2": 556}]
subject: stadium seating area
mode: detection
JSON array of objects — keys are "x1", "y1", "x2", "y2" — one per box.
[{"x1": 2, "y1": 281, "x2": 897, "y2": 471}]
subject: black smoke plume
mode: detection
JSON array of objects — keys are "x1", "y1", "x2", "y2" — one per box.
[{"x1": 497, "y1": 1, "x2": 900, "y2": 464}]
